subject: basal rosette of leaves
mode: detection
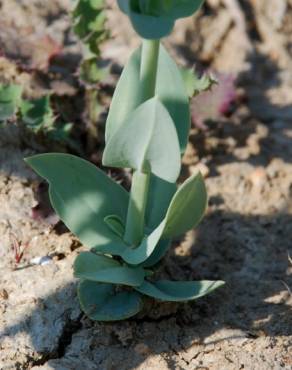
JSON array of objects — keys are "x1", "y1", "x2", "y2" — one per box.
[
  {"x1": 118, "y1": 0, "x2": 204, "y2": 39},
  {"x1": 25, "y1": 0, "x2": 224, "y2": 321}
]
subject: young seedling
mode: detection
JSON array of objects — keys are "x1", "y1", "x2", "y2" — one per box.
[{"x1": 25, "y1": 0, "x2": 224, "y2": 321}]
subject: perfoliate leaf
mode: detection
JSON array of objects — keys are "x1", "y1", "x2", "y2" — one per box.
[
  {"x1": 145, "y1": 174, "x2": 176, "y2": 230},
  {"x1": 122, "y1": 221, "x2": 166, "y2": 265},
  {"x1": 103, "y1": 98, "x2": 181, "y2": 183},
  {"x1": 135, "y1": 279, "x2": 225, "y2": 301},
  {"x1": 156, "y1": 46, "x2": 190, "y2": 153},
  {"x1": 144, "y1": 0, "x2": 204, "y2": 19},
  {"x1": 74, "y1": 252, "x2": 145, "y2": 286},
  {"x1": 25, "y1": 154, "x2": 129, "y2": 248},
  {"x1": 0, "y1": 84, "x2": 23, "y2": 121},
  {"x1": 105, "y1": 44, "x2": 190, "y2": 154},
  {"x1": 128, "y1": 171, "x2": 207, "y2": 263},
  {"x1": 97, "y1": 173, "x2": 206, "y2": 265},
  {"x1": 117, "y1": 0, "x2": 204, "y2": 39},
  {"x1": 78, "y1": 280, "x2": 143, "y2": 321},
  {"x1": 105, "y1": 46, "x2": 142, "y2": 142},
  {"x1": 163, "y1": 172, "x2": 207, "y2": 238},
  {"x1": 97, "y1": 221, "x2": 170, "y2": 266},
  {"x1": 126, "y1": 8, "x2": 174, "y2": 39}
]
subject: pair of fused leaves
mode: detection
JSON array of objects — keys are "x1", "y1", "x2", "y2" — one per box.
[
  {"x1": 118, "y1": 0, "x2": 204, "y2": 39},
  {"x1": 104, "y1": 43, "x2": 190, "y2": 229},
  {"x1": 77, "y1": 277, "x2": 223, "y2": 321},
  {"x1": 25, "y1": 153, "x2": 224, "y2": 321},
  {"x1": 26, "y1": 153, "x2": 206, "y2": 266},
  {"x1": 74, "y1": 252, "x2": 223, "y2": 320}
]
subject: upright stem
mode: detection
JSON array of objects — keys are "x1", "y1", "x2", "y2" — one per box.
[
  {"x1": 140, "y1": 39, "x2": 160, "y2": 101},
  {"x1": 124, "y1": 39, "x2": 160, "y2": 246}
]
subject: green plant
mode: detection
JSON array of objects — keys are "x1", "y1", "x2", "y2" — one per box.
[
  {"x1": 0, "y1": 84, "x2": 76, "y2": 149},
  {"x1": 25, "y1": 0, "x2": 224, "y2": 321},
  {"x1": 72, "y1": 0, "x2": 110, "y2": 150}
]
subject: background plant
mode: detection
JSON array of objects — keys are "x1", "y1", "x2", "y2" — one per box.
[
  {"x1": 26, "y1": 0, "x2": 224, "y2": 321},
  {"x1": 0, "y1": 83, "x2": 76, "y2": 149},
  {"x1": 72, "y1": 0, "x2": 110, "y2": 151}
]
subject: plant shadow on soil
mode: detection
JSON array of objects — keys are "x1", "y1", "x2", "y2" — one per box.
[
  {"x1": 1, "y1": 16, "x2": 292, "y2": 369},
  {"x1": 1, "y1": 204, "x2": 291, "y2": 369}
]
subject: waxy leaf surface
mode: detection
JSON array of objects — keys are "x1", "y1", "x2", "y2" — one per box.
[
  {"x1": 141, "y1": 238, "x2": 171, "y2": 267},
  {"x1": 105, "y1": 44, "x2": 190, "y2": 153},
  {"x1": 145, "y1": 174, "x2": 176, "y2": 231},
  {"x1": 74, "y1": 252, "x2": 145, "y2": 286},
  {"x1": 117, "y1": 0, "x2": 204, "y2": 39},
  {"x1": 103, "y1": 98, "x2": 181, "y2": 183},
  {"x1": 97, "y1": 172, "x2": 207, "y2": 265},
  {"x1": 162, "y1": 171, "x2": 207, "y2": 238},
  {"x1": 136, "y1": 279, "x2": 225, "y2": 301},
  {"x1": 25, "y1": 154, "x2": 129, "y2": 248},
  {"x1": 128, "y1": 172, "x2": 207, "y2": 264},
  {"x1": 78, "y1": 280, "x2": 143, "y2": 321}
]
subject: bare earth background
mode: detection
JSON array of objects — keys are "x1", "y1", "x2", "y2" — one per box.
[{"x1": 0, "y1": 0, "x2": 292, "y2": 369}]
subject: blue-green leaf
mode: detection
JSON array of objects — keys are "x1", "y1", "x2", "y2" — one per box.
[
  {"x1": 145, "y1": 174, "x2": 176, "y2": 230},
  {"x1": 78, "y1": 280, "x2": 143, "y2": 321},
  {"x1": 117, "y1": 0, "x2": 204, "y2": 39},
  {"x1": 25, "y1": 153, "x2": 129, "y2": 248},
  {"x1": 104, "y1": 214, "x2": 125, "y2": 238},
  {"x1": 74, "y1": 252, "x2": 145, "y2": 286},
  {"x1": 128, "y1": 10, "x2": 174, "y2": 39},
  {"x1": 136, "y1": 279, "x2": 225, "y2": 301},
  {"x1": 105, "y1": 44, "x2": 190, "y2": 154},
  {"x1": 103, "y1": 98, "x2": 181, "y2": 183},
  {"x1": 97, "y1": 173, "x2": 206, "y2": 265},
  {"x1": 163, "y1": 172, "x2": 207, "y2": 238},
  {"x1": 122, "y1": 221, "x2": 165, "y2": 265},
  {"x1": 145, "y1": 0, "x2": 204, "y2": 19},
  {"x1": 95, "y1": 221, "x2": 165, "y2": 266},
  {"x1": 141, "y1": 238, "x2": 171, "y2": 267},
  {"x1": 156, "y1": 45, "x2": 190, "y2": 153}
]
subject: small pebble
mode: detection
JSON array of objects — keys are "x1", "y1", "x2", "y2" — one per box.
[{"x1": 30, "y1": 256, "x2": 52, "y2": 266}]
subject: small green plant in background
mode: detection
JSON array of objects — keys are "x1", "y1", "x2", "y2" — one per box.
[
  {"x1": 26, "y1": 0, "x2": 224, "y2": 321},
  {"x1": 72, "y1": 0, "x2": 110, "y2": 150},
  {"x1": 0, "y1": 84, "x2": 76, "y2": 148}
]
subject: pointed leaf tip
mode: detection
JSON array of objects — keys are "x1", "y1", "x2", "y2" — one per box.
[
  {"x1": 136, "y1": 279, "x2": 225, "y2": 302},
  {"x1": 103, "y1": 97, "x2": 181, "y2": 183}
]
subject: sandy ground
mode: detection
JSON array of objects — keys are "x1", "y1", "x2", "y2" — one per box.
[{"x1": 0, "y1": 0, "x2": 292, "y2": 369}]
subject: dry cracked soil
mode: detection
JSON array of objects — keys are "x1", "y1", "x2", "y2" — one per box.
[{"x1": 0, "y1": 0, "x2": 292, "y2": 369}]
